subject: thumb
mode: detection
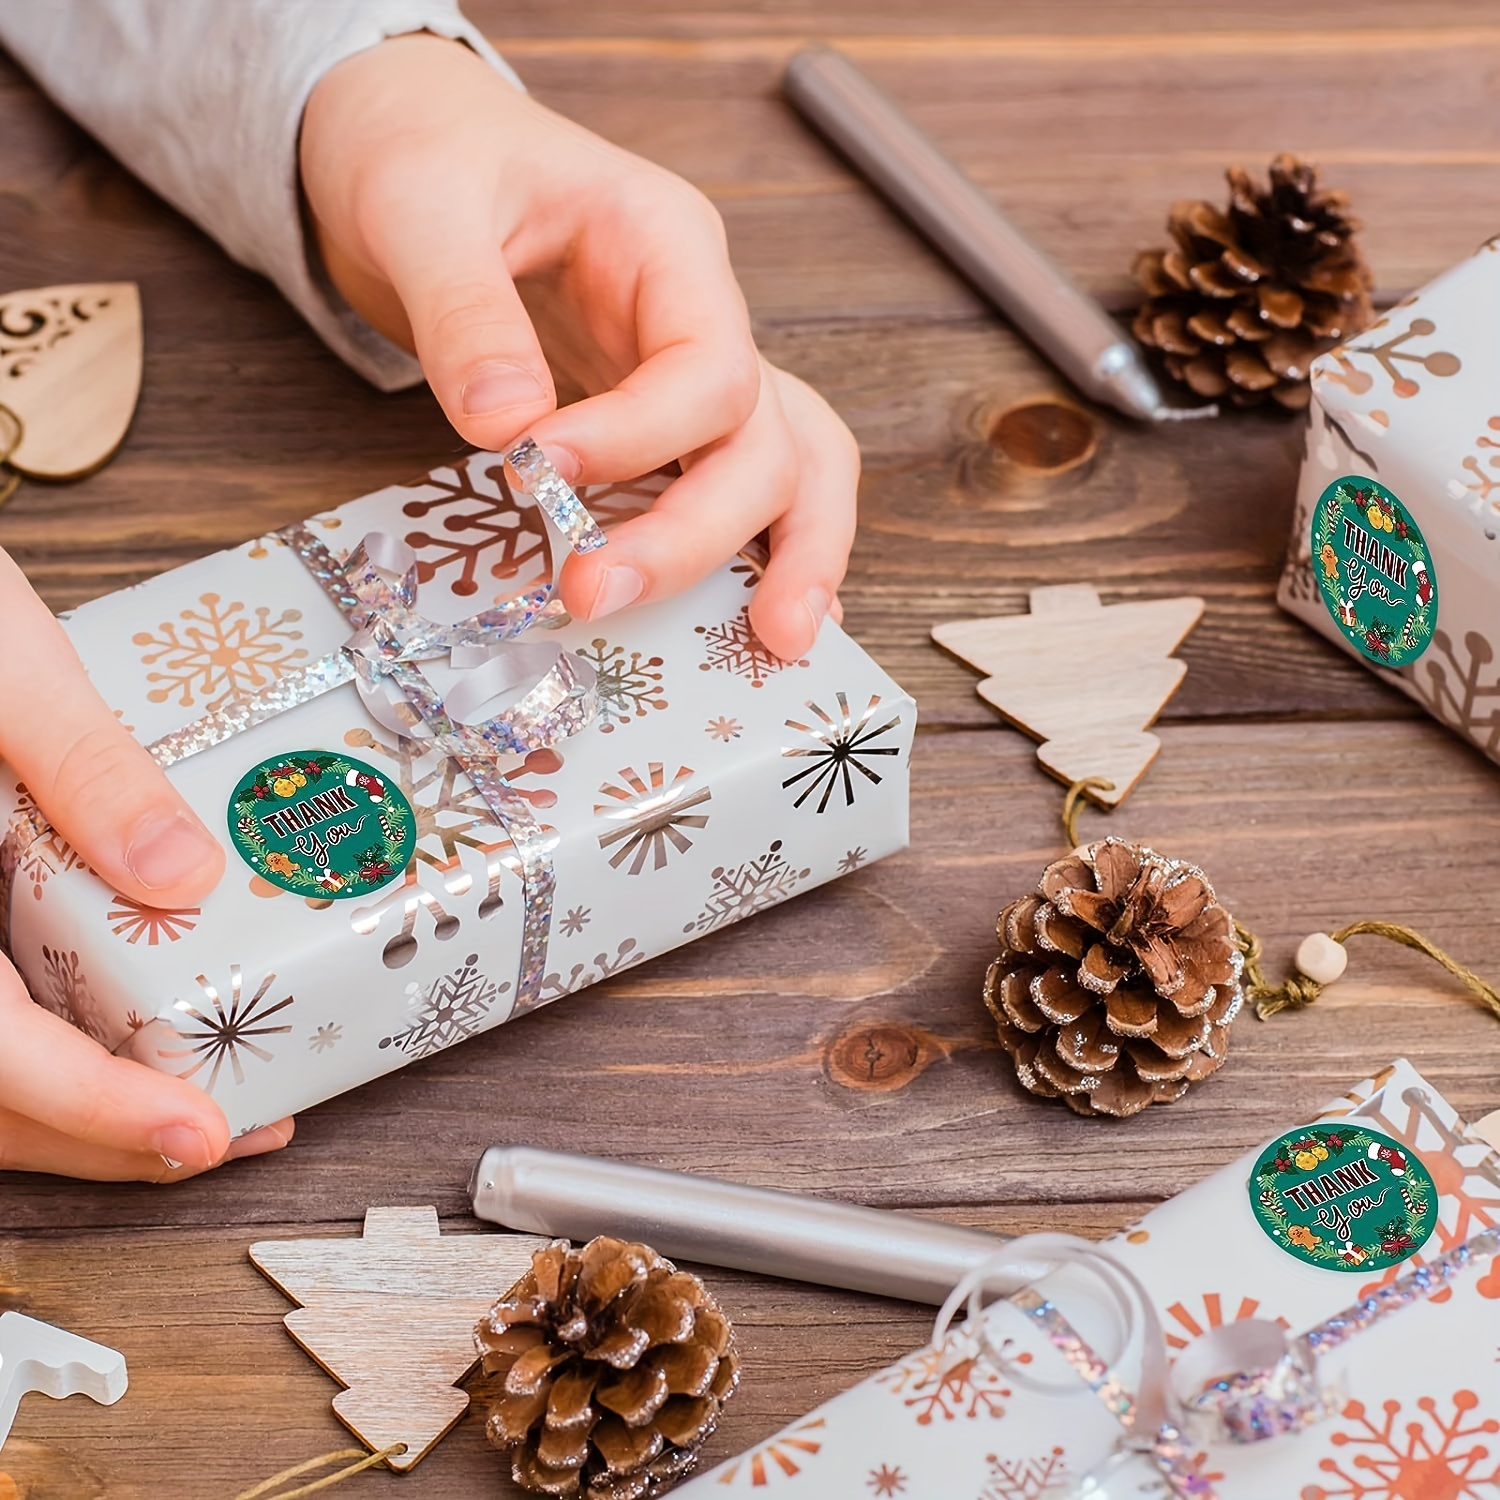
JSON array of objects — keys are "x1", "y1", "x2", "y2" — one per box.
[
  {"x1": 0, "y1": 549, "x2": 224, "y2": 909},
  {"x1": 376, "y1": 208, "x2": 556, "y2": 451}
]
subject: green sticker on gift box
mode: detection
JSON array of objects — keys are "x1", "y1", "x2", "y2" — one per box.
[
  {"x1": 227, "y1": 751, "x2": 414, "y2": 900},
  {"x1": 1248, "y1": 1125, "x2": 1437, "y2": 1273},
  {"x1": 1312, "y1": 475, "x2": 1437, "y2": 666}
]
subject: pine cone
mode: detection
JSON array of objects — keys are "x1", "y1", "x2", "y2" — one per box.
[
  {"x1": 1132, "y1": 154, "x2": 1374, "y2": 410},
  {"x1": 475, "y1": 1236, "x2": 740, "y2": 1500},
  {"x1": 984, "y1": 840, "x2": 1243, "y2": 1118}
]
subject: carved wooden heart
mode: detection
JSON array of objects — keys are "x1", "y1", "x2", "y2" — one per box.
[{"x1": 0, "y1": 282, "x2": 142, "y2": 479}]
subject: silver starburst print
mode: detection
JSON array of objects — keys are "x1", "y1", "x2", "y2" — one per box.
[
  {"x1": 782, "y1": 693, "x2": 903, "y2": 813},
  {"x1": 158, "y1": 966, "x2": 295, "y2": 1092}
]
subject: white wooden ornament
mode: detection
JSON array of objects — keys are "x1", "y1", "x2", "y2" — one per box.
[
  {"x1": 0, "y1": 282, "x2": 143, "y2": 479},
  {"x1": 932, "y1": 584, "x2": 1204, "y2": 807},
  {"x1": 249, "y1": 1206, "x2": 549, "y2": 1472},
  {"x1": 0, "y1": 1311, "x2": 128, "y2": 1452}
]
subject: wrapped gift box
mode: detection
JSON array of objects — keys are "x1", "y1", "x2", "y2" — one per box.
[
  {"x1": 1279, "y1": 237, "x2": 1500, "y2": 765},
  {"x1": 0, "y1": 454, "x2": 914, "y2": 1136},
  {"x1": 682, "y1": 1057, "x2": 1500, "y2": 1497}
]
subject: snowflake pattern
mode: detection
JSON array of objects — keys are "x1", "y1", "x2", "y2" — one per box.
[
  {"x1": 157, "y1": 966, "x2": 295, "y2": 1092},
  {"x1": 559, "y1": 906, "x2": 591, "y2": 937},
  {"x1": 782, "y1": 693, "x2": 904, "y2": 813},
  {"x1": 6, "y1": 783, "x2": 86, "y2": 901},
  {"x1": 575, "y1": 638, "x2": 667, "y2": 731},
  {"x1": 980, "y1": 1446, "x2": 1067, "y2": 1500},
  {"x1": 541, "y1": 938, "x2": 646, "y2": 1003},
  {"x1": 682, "y1": 840, "x2": 810, "y2": 935},
  {"x1": 867, "y1": 1464, "x2": 908, "y2": 1497},
  {"x1": 595, "y1": 763, "x2": 711, "y2": 875},
  {"x1": 1317, "y1": 315, "x2": 1462, "y2": 400},
  {"x1": 106, "y1": 894, "x2": 199, "y2": 945},
  {"x1": 712, "y1": 1417, "x2": 825, "y2": 1487},
  {"x1": 1302, "y1": 1391, "x2": 1500, "y2": 1499},
  {"x1": 1161, "y1": 1291, "x2": 1288, "y2": 1352},
  {"x1": 398, "y1": 462, "x2": 650, "y2": 598},
  {"x1": 308, "y1": 1024, "x2": 343, "y2": 1053},
  {"x1": 133, "y1": 592, "x2": 307, "y2": 709},
  {"x1": 1402, "y1": 629, "x2": 1500, "y2": 760},
  {"x1": 874, "y1": 1337, "x2": 1022, "y2": 1424},
  {"x1": 379, "y1": 952, "x2": 508, "y2": 1060},
  {"x1": 35, "y1": 945, "x2": 110, "y2": 1045},
  {"x1": 343, "y1": 728, "x2": 562, "y2": 966},
  {"x1": 705, "y1": 716, "x2": 742, "y2": 742},
  {"x1": 697, "y1": 606, "x2": 807, "y2": 688},
  {"x1": 839, "y1": 847, "x2": 868, "y2": 874}
]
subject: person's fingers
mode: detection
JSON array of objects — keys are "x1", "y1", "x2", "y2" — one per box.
[
  {"x1": 530, "y1": 186, "x2": 760, "y2": 485},
  {"x1": 0, "y1": 550, "x2": 224, "y2": 908},
  {"x1": 557, "y1": 371, "x2": 796, "y2": 624},
  {"x1": 747, "y1": 369, "x2": 861, "y2": 660},
  {"x1": 0, "y1": 1107, "x2": 203, "y2": 1182},
  {"x1": 226, "y1": 1119, "x2": 296, "y2": 1161},
  {"x1": 371, "y1": 198, "x2": 557, "y2": 453},
  {"x1": 0, "y1": 958, "x2": 231, "y2": 1173}
]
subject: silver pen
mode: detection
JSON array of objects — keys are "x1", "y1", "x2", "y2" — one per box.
[
  {"x1": 471, "y1": 1145, "x2": 1042, "y2": 1305},
  {"x1": 783, "y1": 47, "x2": 1206, "y2": 423}
]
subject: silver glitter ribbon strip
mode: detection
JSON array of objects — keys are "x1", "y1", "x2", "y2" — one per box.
[{"x1": 505, "y1": 436, "x2": 607, "y2": 555}]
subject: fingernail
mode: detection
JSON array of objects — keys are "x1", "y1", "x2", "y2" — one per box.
[
  {"x1": 125, "y1": 812, "x2": 220, "y2": 893},
  {"x1": 585, "y1": 565, "x2": 645, "y2": 620},
  {"x1": 803, "y1": 586, "x2": 831, "y2": 645},
  {"x1": 151, "y1": 1125, "x2": 213, "y2": 1173},
  {"x1": 461, "y1": 361, "x2": 548, "y2": 417},
  {"x1": 227, "y1": 1122, "x2": 292, "y2": 1161},
  {"x1": 546, "y1": 442, "x2": 582, "y2": 485}
]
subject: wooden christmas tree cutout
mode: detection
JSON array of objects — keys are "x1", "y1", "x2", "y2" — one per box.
[
  {"x1": 0, "y1": 283, "x2": 142, "y2": 481},
  {"x1": 250, "y1": 1206, "x2": 549, "y2": 1471},
  {"x1": 932, "y1": 585, "x2": 1203, "y2": 807},
  {"x1": 0, "y1": 1312, "x2": 128, "y2": 1453}
]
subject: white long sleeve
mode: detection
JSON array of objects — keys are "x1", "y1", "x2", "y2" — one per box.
[{"x1": 0, "y1": 0, "x2": 521, "y2": 391}]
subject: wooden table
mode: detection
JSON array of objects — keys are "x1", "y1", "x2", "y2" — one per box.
[{"x1": 4, "y1": 4, "x2": 1500, "y2": 1495}]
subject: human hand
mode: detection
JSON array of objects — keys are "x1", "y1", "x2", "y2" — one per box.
[
  {"x1": 0, "y1": 550, "x2": 292, "y2": 1180},
  {"x1": 300, "y1": 33, "x2": 857, "y2": 659}
]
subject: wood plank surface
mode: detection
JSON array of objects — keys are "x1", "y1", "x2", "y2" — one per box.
[{"x1": 2, "y1": 4, "x2": 1499, "y2": 1496}]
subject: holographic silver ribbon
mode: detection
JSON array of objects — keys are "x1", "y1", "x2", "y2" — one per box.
[
  {"x1": 929, "y1": 1222, "x2": 1500, "y2": 1499},
  {"x1": 2, "y1": 440, "x2": 604, "y2": 1017}
]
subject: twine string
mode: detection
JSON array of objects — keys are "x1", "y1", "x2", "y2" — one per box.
[
  {"x1": 1238, "y1": 919, "x2": 1500, "y2": 1023},
  {"x1": 0, "y1": 404, "x2": 22, "y2": 509},
  {"x1": 233, "y1": 1444, "x2": 407, "y2": 1500},
  {"x1": 1060, "y1": 777, "x2": 1116, "y2": 848}
]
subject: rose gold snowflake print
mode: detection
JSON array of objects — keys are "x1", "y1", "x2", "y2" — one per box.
[
  {"x1": 541, "y1": 938, "x2": 646, "y2": 1002},
  {"x1": 838, "y1": 847, "x2": 868, "y2": 874},
  {"x1": 1162, "y1": 1292, "x2": 1289, "y2": 1351},
  {"x1": 595, "y1": 763, "x2": 711, "y2": 874},
  {"x1": 712, "y1": 1417, "x2": 824, "y2": 1487},
  {"x1": 399, "y1": 461, "x2": 548, "y2": 596},
  {"x1": 106, "y1": 894, "x2": 199, "y2": 945},
  {"x1": 697, "y1": 606, "x2": 807, "y2": 688},
  {"x1": 705, "y1": 716, "x2": 742, "y2": 742},
  {"x1": 575, "y1": 638, "x2": 666, "y2": 731},
  {"x1": 7, "y1": 783, "x2": 86, "y2": 900},
  {"x1": 1316, "y1": 316, "x2": 1462, "y2": 399},
  {"x1": 133, "y1": 592, "x2": 307, "y2": 709},
  {"x1": 866, "y1": 1464, "x2": 907, "y2": 1496},
  {"x1": 980, "y1": 1446, "x2": 1067, "y2": 1500},
  {"x1": 875, "y1": 1338, "x2": 1024, "y2": 1424},
  {"x1": 1302, "y1": 1392, "x2": 1500, "y2": 1499}
]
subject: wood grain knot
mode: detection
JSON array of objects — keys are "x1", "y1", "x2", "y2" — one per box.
[
  {"x1": 988, "y1": 398, "x2": 1098, "y2": 476},
  {"x1": 825, "y1": 1022, "x2": 945, "y2": 1093}
]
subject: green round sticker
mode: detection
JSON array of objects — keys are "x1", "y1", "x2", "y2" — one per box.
[
  {"x1": 227, "y1": 750, "x2": 415, "y2": 900},
  {"x1": 1248, "y1": 1125, "x2": 1437, "y2": 1273},
  {"x1": 1312, "y1": 475, "x2": 1437, "y2": 666}
]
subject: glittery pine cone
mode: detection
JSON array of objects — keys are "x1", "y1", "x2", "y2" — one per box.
[
  {"x1": 475, "y1": 1236, "x2": 740, "y2": 1500},
  {"x1": 984, "y1": 839, "x2": 1244, "y2": 1118},
  {"x1": 1132, "y1": 153, "x2": 1374, "y2": 410}
]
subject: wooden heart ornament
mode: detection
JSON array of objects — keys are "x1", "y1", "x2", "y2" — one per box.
[{"x1": 0, "y1": 283, "x2": 142, "y2": 480}]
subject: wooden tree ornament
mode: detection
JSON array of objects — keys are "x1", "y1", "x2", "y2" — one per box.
[
  {"x1": 0, "y1": 283, "x2": 143, "y2": 482},
  {"x1": 249, "y1": 1206, "x2": 549, "y2": 1472},
  {"x1": 932, "y1": 585, "x2": 1203, "y2": 807},
  {"x1": 0, "y1": 1312, "x2": 127, "y2": 1453}
]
